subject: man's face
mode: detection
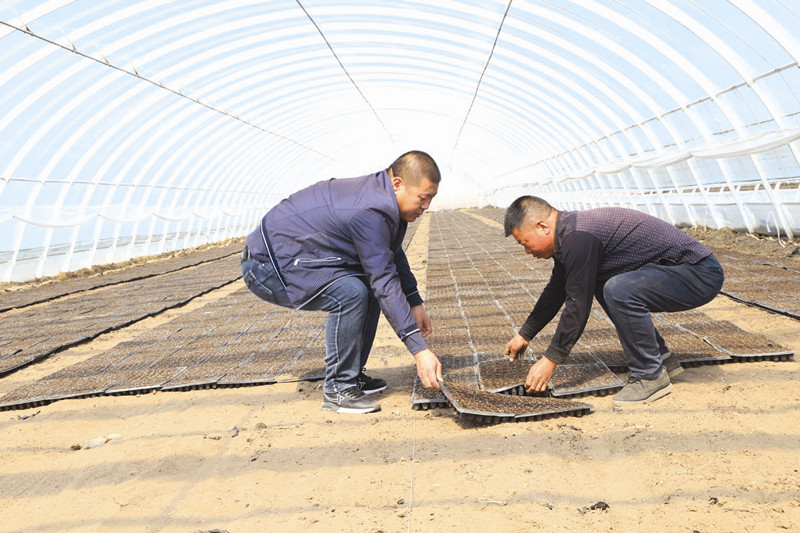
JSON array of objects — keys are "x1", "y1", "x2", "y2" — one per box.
[
  {"x1": 394, "y1": 176, "x2": 438, "y2": 222},
  {"x1": 511, "y1": 224, "x2": 554, "y2": 259}
]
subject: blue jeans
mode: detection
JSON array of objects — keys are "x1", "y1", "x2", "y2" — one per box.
[
  {"x1": 598, "y1": 254, "x2": 724, "y2": 379},
  {"x1": 241, "y1": 255, "x2": 380, "y2": 394}
]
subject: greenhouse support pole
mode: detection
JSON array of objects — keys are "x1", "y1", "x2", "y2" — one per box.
[{"x1": 749, "y1": 155, "x2": 794, "y2": 240}]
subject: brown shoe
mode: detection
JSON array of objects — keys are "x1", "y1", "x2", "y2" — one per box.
[{"x1": 662, "y1": 351, "x2": 684, "y2": 377}]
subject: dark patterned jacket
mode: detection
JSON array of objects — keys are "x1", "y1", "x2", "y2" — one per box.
[{"x1": 519, "y1": 207, "x2": 713, "y2": 362}]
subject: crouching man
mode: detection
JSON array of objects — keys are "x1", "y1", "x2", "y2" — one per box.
[
  {"x1": 503, "y1": 196, "x2": 724, "y2": 405},
  {"x1": 242, "y1": 151, "x2": 443, "y2": 414}
]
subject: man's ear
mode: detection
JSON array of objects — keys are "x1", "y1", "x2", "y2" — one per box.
[
  {"x1": 392, "y1": 175, "x2": 405, "y2": 192},
  {"x1": 537, "y1": 220, "x2": 551, "y2": 234}
]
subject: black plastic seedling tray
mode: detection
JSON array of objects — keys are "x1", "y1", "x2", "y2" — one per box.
[
  {"x1": 411, "y1": 376, "x2": 450, "y2": 410},
  {"x1": 548, "y1": 362, "x2": 624, "y2": 398},
  {"x1": 412, "y1": 353, "x2": 480, "y2": 410},
  {"x1": 105, "y1": 367, "x2": 187, "y2": 395},
  {"x1": 477, "y1": 358, "x2": 533, "y2": 394},
  {"x1": 440, "y1": 380, "x2": 593, "y2": 425}
]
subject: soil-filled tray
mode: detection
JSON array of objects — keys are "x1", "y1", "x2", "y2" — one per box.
[
  {"x1": 586, "y1": 345, "x2": 628, "y2": 371},
  {"x1": 439, "y1": 380, "x2": 593, "y2": 425},
  {"x1": 442, "y1": 354, "x2": 479, "y2": 375},
  {"x1": 105, "y1": 367, "x2": 188, "y2": 394},
  {"x1": 725, "y1": 288, "x2": 780, "y2": 301},
  {"x1": 0, "y1": 353, "x2": 42, "y2": 376},
  {"x1": 43, "y1": 351, "x2": 127, "y2": 380},
  {"x1": 753, "y1": 298, "x2": 800, "y2": 318},
  {"x1": 216, "y1": 360, "x2": 285, "y2": 386},
  {"x1": 411, "y1": 354, "x2": 478, "y2": 409},
  {"x1": 708, "y1": 332, "x2": 794, "y2": 360},
  {"x1": 548, "y1": 362, "x2": 624, "y2": 398},
  {"x1": 216, "y1": 344, "x2": 303, "y2": 385},
  {"x1": 657, "y1": 324, "x2": 732, "y2": 365},
  {"x1": 578, "y1": 327, "x2": 620, "y2": 346},
  {"x1": 522, "y1": 335, "x2": 555, "y2": 359},
  {"x1": 276, "y1": 346, "x2": 326, "y2": 383},
  {"x1": 670, "y1": 347, "x2": 732, "y2": 366},
  {"x1": 543, "y1": 350, "x2": 601, "y2": 365},
  {"x1": 652, "y1": 310, "x2": 710, "y2": 326},
  {"x1": 411, "y1": 376, "x2": 449, "y2": 410},
  {"x1": 0, "y1": 343, "x2": 21, "y2": 358},
  {"x1": 0, "y1": 379, "x2": 69, "y2": 410},
  {"x1": 41, "y1": 372, "x2": 125, "y2": 401},
  {"x1": 160, "y1": 360, "x2": 247, "y2": 391},
  {"x1": 443, "y1": 365, "x2": 479, "y2": 386},
  {"x1": 477, "y1": 358, "x2": 533, "y2": 394},
  {"x1": 681, "y1": 320, "x2": 794, "y2": 358}
]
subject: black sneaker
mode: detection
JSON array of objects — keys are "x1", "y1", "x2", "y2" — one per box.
[
  {"x1": 356, "y1": 368, "x2": 387, "y2": 394},
  {"x1": 322, "y1": 386, "x2": 381, "y2": 414}
]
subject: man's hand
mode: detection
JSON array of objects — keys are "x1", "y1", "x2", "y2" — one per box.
[
  {"x1": 413, "y1": 348, "x2": 442, "y2": 389},
  {"x1": 504, "y1": 334, "x2": 529, "y2": 361},
  {"x1": 411, "y1": 304, "x2": 432, "y2": 337},
  {"x1": 525, "y1": 356, "x2": 556, "y2": 393}
]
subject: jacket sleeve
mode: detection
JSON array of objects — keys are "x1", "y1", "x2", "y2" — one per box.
[
  {"x1": 542, "y1": 231, "x2": 603, "y2": 363},
  {"x1": 394, "y1": 248, "x2": 423, "y2": 308},
  {"x1": 518, "y1": 262, "x2": 566, "y2": 341},
  {"x1": 349, "y1": 209, "x2": 427, "y2": 354}
]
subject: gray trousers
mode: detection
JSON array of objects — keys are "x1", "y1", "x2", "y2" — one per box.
[{"x1": 597, "y1": 254, "x2": 724, "y2": 379}]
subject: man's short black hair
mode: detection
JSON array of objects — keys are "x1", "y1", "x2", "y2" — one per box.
[
  {"x1": 504, "y1": 195, "x2": 554, "y2": 237},
  {"x1": 390, "y1": 150, "x2": 441, "y2": 186}
]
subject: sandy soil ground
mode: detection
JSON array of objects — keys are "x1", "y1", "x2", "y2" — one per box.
[{"x1": 1, "y1": 215, "x2": 798, "y2": 533}]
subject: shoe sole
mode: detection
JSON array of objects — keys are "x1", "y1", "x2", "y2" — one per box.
[
  {"x1": 321, "y1": 401, "x2": 381, "y2": 414},
  {"x1": 361, "y1": 384, "x2": 387, "y2": 395},
  {"x1": 612, "y1": 383, "x2": 673, "y2": 406}
]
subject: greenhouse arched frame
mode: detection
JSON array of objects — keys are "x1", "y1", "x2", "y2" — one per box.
[{"x1": 1, "y1": 0, "x2": 799, "y2": 283}]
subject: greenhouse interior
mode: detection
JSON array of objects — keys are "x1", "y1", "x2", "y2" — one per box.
[
  {"x1": 1, "y1": 2, "x2": 799, "y2": 532},
  {"x1": 2, "y1": 0, "x2": 799, "y2": 283}
]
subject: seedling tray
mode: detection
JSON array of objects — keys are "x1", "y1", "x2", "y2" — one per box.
[
  {"x1": 411, "y1": 376, "x2": 449, "y2": 410},
  {"x1": 549, "y1": 362, "x2": 624, "y2": 398},
  {"x1": 276, "y1": 345, "x2": 326, "y2": 383},
  {"x1": 477, "y1": 358, "x2": 532, "y2": 394},
  {"x1": 412, "y1": 354, "x2": 479, "y2": 409},
  {"x1": 105, "y1": 367, "x2": 187, "y2": 394},
  {"x1": 586, "y1": 345, "x2": 629, "y2": 372},
  {"x1": 679, "y1": 321, "x2": 794, "y2": 361},
  {"x1": 160, "y1": 362, "x2": 241, "y2": 391},
  {"x1": 440, "y1": 380, "x2": 593, "y2": 425}
]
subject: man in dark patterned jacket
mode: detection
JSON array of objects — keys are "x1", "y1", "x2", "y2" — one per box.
[
  {"x1": 242, "y1": 151, "x2": 442, "y2": 414},
  {"x1": 503, "y1": 195, "x2": 724, "y2": 405}
]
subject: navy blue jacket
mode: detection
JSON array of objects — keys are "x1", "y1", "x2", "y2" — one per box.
[{"x1": 245, "y1": 170, "x2": 427, "y2": 354}]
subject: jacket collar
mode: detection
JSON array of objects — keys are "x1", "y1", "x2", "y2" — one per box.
[{"x1": 552, "y1": 210, "x2": 563, "y2": 261}]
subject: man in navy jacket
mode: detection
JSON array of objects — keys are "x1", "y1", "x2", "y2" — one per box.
[{"x1": 242, "y1": 150, "x2": 443, "y2": 413}]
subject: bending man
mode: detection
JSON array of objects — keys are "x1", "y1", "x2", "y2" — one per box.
[
  {"x1": 242, "y1": 150, "x2": 443, "y2": 414},
  {"x1": 503, "y1": 196, "x2": 724, "y2": 405}
]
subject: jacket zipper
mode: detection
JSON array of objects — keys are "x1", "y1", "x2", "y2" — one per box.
[{"x1": 294, "y1": 256, "x2": 342, "y2": 266}]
